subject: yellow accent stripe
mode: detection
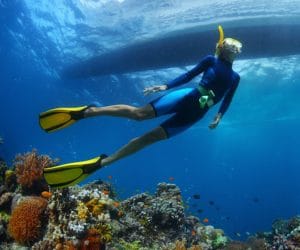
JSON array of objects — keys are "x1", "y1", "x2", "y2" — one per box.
[
  {"x1": 43, "y1": 156, "x2": 102, "y2": 188},
  {"x1": 43, "y1": 156, "x2": 101, "y2": 172},
  {"x1": 40, "y1": 106, "x2": 88, "y2": 117}
]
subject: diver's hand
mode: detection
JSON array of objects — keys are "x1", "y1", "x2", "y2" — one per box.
[
  {"x1": 209, "y1": 113, "x2": 222, "y2": 129},
  {"x1": 143, "y1": 85, "x2": 167, "y2": 96}
]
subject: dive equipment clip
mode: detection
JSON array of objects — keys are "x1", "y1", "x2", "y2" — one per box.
[{"x1": 198, "y1": 86, "x2": 215, "y2": 109}]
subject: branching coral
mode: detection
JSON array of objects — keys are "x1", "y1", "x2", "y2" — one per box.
[
  {"x1": 8, "y1": 196, "x2": 48, "y2": 245},
  {"x1": 14, "y1": 149, "x2": 56, "y2": 193}
]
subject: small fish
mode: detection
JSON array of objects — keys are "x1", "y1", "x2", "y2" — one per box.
[
  {"x1": 203, "y1": 218, "x2": 209, "y2": 223},
  {"x1": 235, "y1": 232, "x2": 241, "y2": 237},
  {"x1": 41, "y1": 191, "x2": 52, "y2": 199},
  {"x1": 191, "y1": 230, "x2": 197, "y2": 236},
  {"x1": 252, "y1": 197, "x2": 260, "y2": 203},
  {"x1": 246, "y1": 232, "x2": 250, "y2": 236},
  {"x1": 209, "y1": 201, "x2": 215, "y2": 206},
  {"x1": 169, "y1": 176, "x2": 175, "y2": 182},
  {"x1": 192, "y1": 194, "x2": 201, "y2": 199},
  {"x1": 107, "y1": 175, "x2": 113, "y2": 180},
  {"x1": 197, "y1": 209, "x2": 204, "y2": 214},
  {"x1": 113, "y1": 201, "x2": 120, "y2": 207},
  {"x1": 102, "y1": 190, "x2": 110, "y2": 195}
]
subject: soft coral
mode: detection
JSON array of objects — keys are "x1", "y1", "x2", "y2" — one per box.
[
  {"x1": 8, "y1": 196, "x2": 48, "y2": 245},
  {"x1": 14, "y1": 149, "x2": 55, "y2": 194}
]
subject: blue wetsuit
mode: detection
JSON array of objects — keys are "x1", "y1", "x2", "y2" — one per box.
[{"x1": 150, "y1": 55, "x2": 240, "y2": 137}]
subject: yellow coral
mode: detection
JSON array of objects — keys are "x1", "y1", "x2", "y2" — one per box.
[
  {"x1": 175, "y1": 240, "x2": 186, "y2": 250},
  {"x1": 77, "y1": 201, "x2": 89, "y2": 221},
  {"x1": 95, "y1": 223, "x2": 112, "y2": 243},
  {"x1": 85, "y1": 198, "x2": 106, "y2": 217},
  {"x1": 5, "y1": 170, "x2": 14, "y2": 179}
]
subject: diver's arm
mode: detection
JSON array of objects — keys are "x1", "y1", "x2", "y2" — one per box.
[
  {"x1": 143, "y1": 55, "x2": 213, "y2": 95},
  {"x1": 209, "y1": 76, "x2": 240, "y2": 129},
  {"x1": 166, "y1": 55, "x2": 214, "y2": 89}
]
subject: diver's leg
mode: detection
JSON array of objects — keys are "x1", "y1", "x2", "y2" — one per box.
[
  {"x1": 84, "y1": 88, "x2": 194, "y2": 121},
  {"x1": 101, "y1": 126, "x2": 167, "y2": 167},
  {"x1": 84, "y1": 104, "x2": 155, "y2": 120}
]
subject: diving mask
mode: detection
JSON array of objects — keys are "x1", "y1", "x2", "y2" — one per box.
[{"x1": 222, "y1": 38, "x2": 242, "y2": 55}]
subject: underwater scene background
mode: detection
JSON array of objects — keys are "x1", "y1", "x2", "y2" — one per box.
[{"x1": 1, "y1": 0, "x2": 300, "y2": 249}]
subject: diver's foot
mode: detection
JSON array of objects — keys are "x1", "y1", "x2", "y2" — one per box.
[
  {"x1": 100, "y1": 155, "x2": 113, "y2": 168},
  {"x1": 83, "y1": 104, "x2": 98, "y2": 118}
]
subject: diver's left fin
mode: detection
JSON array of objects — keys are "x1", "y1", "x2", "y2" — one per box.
[
  {"x1": 43, "y1": 154, "x2": 107, "y2": 188},
  {"x1": 39, "y1": 105, "x2": 95, "y2": 133}
]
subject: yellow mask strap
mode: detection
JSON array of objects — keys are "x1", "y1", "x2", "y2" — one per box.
[{"x1": 218, "y1": 25, "x2": 224, "y2": 48}]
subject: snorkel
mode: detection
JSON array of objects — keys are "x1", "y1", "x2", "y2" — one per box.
[
  {"x1": 215, "y1": 25, "x2": 224, "y2": 57},
  {"x1": 215, "y1": 25, "x2": 242, "y2": 62}
]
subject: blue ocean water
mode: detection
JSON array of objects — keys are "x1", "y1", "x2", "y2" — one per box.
[{"x1": 1, "y1": 0, "x2": 300, "y2": 240}]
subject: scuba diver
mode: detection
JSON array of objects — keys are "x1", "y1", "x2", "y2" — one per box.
[{"x1": 39, "y1": 26, "x2": 242, "y2": 188}]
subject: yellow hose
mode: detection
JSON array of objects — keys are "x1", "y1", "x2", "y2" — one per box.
[{"x1": 218, "y1": 25, "x2": 224, "y2": 47}]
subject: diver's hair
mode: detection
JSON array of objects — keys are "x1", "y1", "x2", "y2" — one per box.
[{"x1": 215, "y1": 38, "x2": 242, "y2": 58}]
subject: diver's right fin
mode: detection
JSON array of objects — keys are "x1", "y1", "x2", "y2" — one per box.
[
  {"x1": 39, "y1": 105, "x2": 92, "y2": 133},
  {"x1": 43, "y1": 154, "x2": 107, "y2": 188}
]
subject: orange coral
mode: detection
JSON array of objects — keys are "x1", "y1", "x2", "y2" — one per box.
[
  {"x1": 8, "y1": 196, "x2": 48, "y2": 245},
  {"x1": 80, "y1": 228, "x2": 106, "y2": 250},
  {"x1": 14, "y1": 149, "x2": 56, "y2": 193}
]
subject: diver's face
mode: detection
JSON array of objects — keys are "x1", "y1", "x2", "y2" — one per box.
[
  {"x1": 221, "y1": 48, "x2": 238, "y2": 61},
  {"x1": 222, "y1": 38, "x2": 242, "y2": 55}
]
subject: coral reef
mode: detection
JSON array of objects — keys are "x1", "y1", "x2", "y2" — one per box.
[
  {"x1": 2, "y1": 160, "x2": 300, "y2": 250},
  {"x1": 255, "y1": 216, "x2": 300, "y2": 249},
  {"x1": 110, "y1": 182, "x2": 227, "y2": 249},
  {"x1": 7, "y1": 196, "x2": 48, "y2": 246},
  {"x1": 38, "y1": 182, "x2": 116, "y2": 249},
  {"x1": 14, "y1": 149, "x2": 56, "y2": 194},
  {"x1": 220, "y1": 216, "x2": 300, "y2": 250}
]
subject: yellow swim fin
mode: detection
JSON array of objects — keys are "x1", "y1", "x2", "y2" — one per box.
[
  {"x1": 43, "y1": 154, "x2": 107, "y2": 188},
  {"x1": 39, "y1": 105, "x2": 91, "y2": 133}
]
